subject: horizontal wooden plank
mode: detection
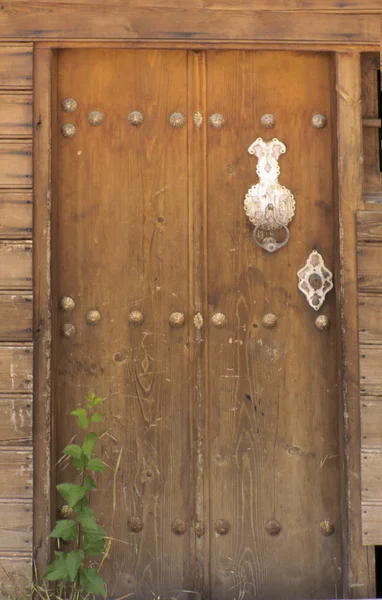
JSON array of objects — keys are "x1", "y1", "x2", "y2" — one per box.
[
  {"x1": 360, "y1": 346, "x2": 382, "y2": 396},
  {"x1": 0, "y1": 345, "x2": 32, "y2": 393},
  {"x1": 0, "y1": 449, "x2": 32, "y2": 498},
  {"x1": 0, "y1": 294, "x2": 32, "y2": 341},
  {"x1": 0, "y1": 554, "x2": 31, "y2": 599},
  {"x1": 361, "y1": 398, "x2": 382, "y2": 447},
  {"x1": 0, "y1": 192, "x2": 32, "y2": 239},
  {"x1": 0, "y1": 45, "x2": 32, "y2": 88},
  {"x1": 0, "y1": 242, "x2": 32, "y2": 290},
  {"x1": 0, "y1": 7, "x2": 379, "y2": 42},
  {"x1": 0, "y1": 395, "x2": 32, "y2": 446},
  {"x1": 357, "y1": 211, "x2": 382, "y2": 241},
  {"x1": 0, "y1": 93, "x2": 32, "y2": 138},
  {"x1": 358, "y1": 293, "x2": 382, "y2": 345},
  {"x1": 361, "y1": 502, "x2": 382, "y2": 545},
  {"x1": 0, "y1": 142, "x2": 32, "y2": 188},
  {"x1": 0, "y1": 500, "x2": 32, "y2": 551},
  {"x1": 357, "y1": 243, "x2": 382, "y2": 292}
]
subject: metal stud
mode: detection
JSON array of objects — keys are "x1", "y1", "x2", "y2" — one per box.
[
  {"x1": 61, "y1": 123, "x2": 76, "y2": 138},
  {"x1": 171, "y1": 519, "x2": 187, "y2": 535},
  {"x1": 169, "y1": 312, "x2": 185, "y2": 328},
  {"x1": 128, "y1": 311, "x2": 144, "y2": 326},
  {"x1": 170, "y1": 112, "x2": 186, "y2": 128},
  {"x1": 88, "y1": 111, "x2": 104, "y2": 126},
  {"x1": 85, "y1": 310, "x2": 101, "y2": 325},
  {"x1": 211, "y1": 313, "x2": 227, "y2": 329},
  {"x1": 312, "y1": 114, "x2": 327, "y2": 129},
  {"x1": 215, "y1": 519, "x2": 230, "y2": 535},
  {"x1": 59, "y1": 296, "x2": 75, "y2": 312},
  {"x1": 193, "y1": 111, "x2": 203, "y2": 128},
  {"x1": 260, "y1": 113, "x2": 276, "y2": 128},
  {"x1": 315, "y1": 315, "x2": 330, "y2": 331},
  {"x1": 262, "y1": 313, "x2": 278, "y2": 328},
  {"x1": 58, "y1": 505, "x2": 74, "y2": 519},
  {"x1": 265, "y1": 519, "x2": 282, "y2": 536},
  {"x1": 320, "y1": 520, "x2": 335, "y2": 536},
  {"x1": 193, "y1": 312, "x2": 204, "y2": 330},
  {"x1": 60, "y1": 323, "x2": 76, "y2": 338},
  {"x1": 61, "y1": 98, "x2": 78, "y2": 113},
  {"x1": 127, "y1": 516, "x2": 143, "y2": 533},
  {"x1": 128, "y1": 111, "x2": 144, "y2": 126},
  {"x1": 209, "y1": 114, "x2": 225, "y2": 129},
  {"x1": 195, "y1": 521, "x2": 205, "y2": 538}
]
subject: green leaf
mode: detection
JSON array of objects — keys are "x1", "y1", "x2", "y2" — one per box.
[
  {"x1": 83, "y1": 525, "x2": 106, "y2": 556},
  {"x1": 80, "y1": 568, "x2": 106, "y2": 597},
  {"x1": 63, "y1": 444, "x2": 82, "y2": 459},
  {"x1": 87, "y1": 457, "x2": 105, "y2": 472},
  {"x1": 43, "y1": 552, "x2": 68, "y2": 582},
  {"x1": 66, "y1": 549, "x2": 84, "y2": 582},
  {"x1": 71, "y1": 407, "x2": 88, "y2": 430},
  {"x1": 57, "y1": 483, "x2": 85, "y2": 508},
  {"x1": 92, "y1": 396, "x2": 105, "y2": 407},
  {"x1": 72, "y1": 454, "x2": 85, "y2": 471},
  {"x1": 84, "y1": 475, "x2": 96, "y2": 492},
  {"x1": 82, "y1": 432, "x2": 97, "y2": 459},
  {"x1": 50, "y1": 519, "x2": 77, "y2": 541},
  {"x1": 90, "y1": 411, "x2": 104, "y2": 423},
  {"x1": 76, "y1": 506, "x2": 96, "y2": 529}
]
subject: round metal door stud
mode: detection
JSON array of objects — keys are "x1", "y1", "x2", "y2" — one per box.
[
  {"x1": 128, "y1": 311, "x2": 144, "y2": 326},
  {"x1": 85, "y1": 310, "x2": 101, "y2": 325},
  {"x1": 59, "y1": 296, "x2": 75, "y2": 313},
  {"x1": 193, "y1": 111, "x2": 203, "y2": 128},
  {"x1": 195, "y1": 521, "x2": 205, "y2": 538},
  {"x1": 88, "y1": 111, "x2": 104, "y2": 126},
  {"x1": 315, "y1": 315, "x2": 330, "y2": 331},
  {"x1": 193, "y1": 312, "x2": 204, "y2": 330},
  {"x1": 61, "y1": 98, "x2": 78, "y2": 113},
  {"x1": 215, "y1": 519, "x2": 230, "y2": 535},
  {"x1": 170, "y1": 112, "x2": 186, "y2": 128},
  {"x1": 58, "y1": 505, "x2": 74, "y2": 519},
  {"x1": 209, "y1": 113, "x2": 225, "y2": 129},
  {"x1": 260, "y1": 113, "x2": 276, "y2": 128},
  {"x1": 171, "y1": 519, "x2": 187, "y2": 535},
  {"x1": 211, "y1": 313, "x2": 228, "y2": 329},
  {"x1": 169, "y1": 312, "x2": 185, "y2": 328},
  {"x1": 320, "y1": 520, "x2": 335, "y2": 536},
  {"x1": 61, "y1": 123, "x2": 76, "y2": 138},
  {"x1": 262, "y1": 313, "x2": 278, "y2": 328},
  {"x1": 312, "y1": 114, "x2": 327, "y2": 129},
  {"x1": 60, "y1": 323, "x2": 76, "y2": 338},
  {"x1": 265, "y1": 519, "x2": 282, "y2": 536},
  {"x1": 127, "y1": 516, "x2": 143, "y2": 533},
  {"x1": 128, "y1": 111, "x2": 144, "y2": 126}
]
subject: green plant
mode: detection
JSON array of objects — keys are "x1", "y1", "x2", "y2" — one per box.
[{"x1": 43, "y1": 392, "x2": 107, "y2": 598}]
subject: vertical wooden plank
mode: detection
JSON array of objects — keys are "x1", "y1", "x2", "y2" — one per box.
[
  {"x1": 335, "y1": 52, "x2": 375, "y2": 598},
  {"x1": 32, "y1": 47, "x2": 52, "y2": 578}
]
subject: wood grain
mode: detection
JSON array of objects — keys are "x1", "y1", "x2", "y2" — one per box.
[
  {"x1": 0, "y1": 192, "x2": 32, "y2": 239},
  {"x1": 357, "y1": 243, "x2": 382, "y2": 292},
  {"x1": 361, "y1": 397, "x2": 382, "y2": 447},
  {"x1": 0, "y1": 395, "x2": 32, "y2": 446},
  {"x1": 0, "y1": 93, "x2": 32, "y2": 138},
  {"x1": 0, "y1": 142, "x2": 32, "y2": 188},
  {"x1": 0, "y1": 7, "x2": 379, "y2": 43},
  {"x1": 0, "y1": 242, "x2": 32, "y2": 290},
  {"x1": 357, "y1": 210, "x2": 382, "y2": 241},
  {"x1": 0, "y1": 500, "x2": 32, "y2": 550},
  {"x1": 358, "y1": 293, "x2": 382, "y2": 345},
  {"x1": 360, "y1": 346, "x2": 382, "y2": 396},
  {"x1": 32, "y1": 47, "x2": 52, "y2": 578},
  {"x1": 0, "y1": 554, "x2": 32, "y2": 599},
  {"x1": 0, "y1": 44, "x2": 32, "y2": 88},
  {"x1": 0, "y1": 449, "x2": 32, "y2": 498},
  {"x1": 361, "y1": 53, "x2": 382, "y2": 199},
  {"x1": 360, "y1": 501, "x2": 382, "y2": 545},
  {"x1": 0, "y1": 345, "x2": 32, "y2": 393},
  {"x1": 0, "y1": 294, "x2": 32, "y2": 341}
]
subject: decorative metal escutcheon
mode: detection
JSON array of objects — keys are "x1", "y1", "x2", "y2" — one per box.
[
  {"x1": 297, "y1": 250, "x2": 334, "y2": 311},
  {"x1": 244, "y1": 137, "x2": 295, "y2": 253}
]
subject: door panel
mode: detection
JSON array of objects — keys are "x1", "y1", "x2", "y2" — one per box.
[
  {"x1": 53, "y1": 49, "x2": 340, "y2": 600},
  {"x1": 206, "y1": 51, "x2": 340, "y2": 599},
  {"x1": 54, "y1": 49, "x2": 192, "y2": 598}
]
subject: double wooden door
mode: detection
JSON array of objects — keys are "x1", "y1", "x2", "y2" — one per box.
[{"x1": 53, "y1": 49, "x2": 341, "y2": 599}]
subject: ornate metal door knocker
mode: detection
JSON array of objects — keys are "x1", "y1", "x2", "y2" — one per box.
[{"x1": 244, "y1": 137, "x2": 295, "y2": 253}]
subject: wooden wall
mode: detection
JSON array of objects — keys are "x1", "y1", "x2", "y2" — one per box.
[{"x1": 0, "y1": 43, "x2": 33, "y2": 599}]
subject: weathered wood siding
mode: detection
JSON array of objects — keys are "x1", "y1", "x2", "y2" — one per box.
[{"x1": 0, "y1": 43, "x2": 33, "y2": 599}]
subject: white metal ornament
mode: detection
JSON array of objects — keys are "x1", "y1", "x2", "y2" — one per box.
[
  {"x1": 244, "y1": 137, "x2": 295, "y2": 252},
  {"x1": 297, "y1": 250, "x2": 334, "y2": 310}
]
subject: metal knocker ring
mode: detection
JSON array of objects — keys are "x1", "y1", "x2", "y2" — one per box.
[{"x1": 253, "y1": 220, "x2": 290, "y2": 253}]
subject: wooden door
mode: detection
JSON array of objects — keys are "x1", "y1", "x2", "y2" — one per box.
[{"x1": 53, "y1": 49, "x2": 340, "y2": 599}]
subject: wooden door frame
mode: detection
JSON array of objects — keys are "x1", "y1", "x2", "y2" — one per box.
[{"x1": 33, "y1": 43, "x2": 376, "y2": 598}]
